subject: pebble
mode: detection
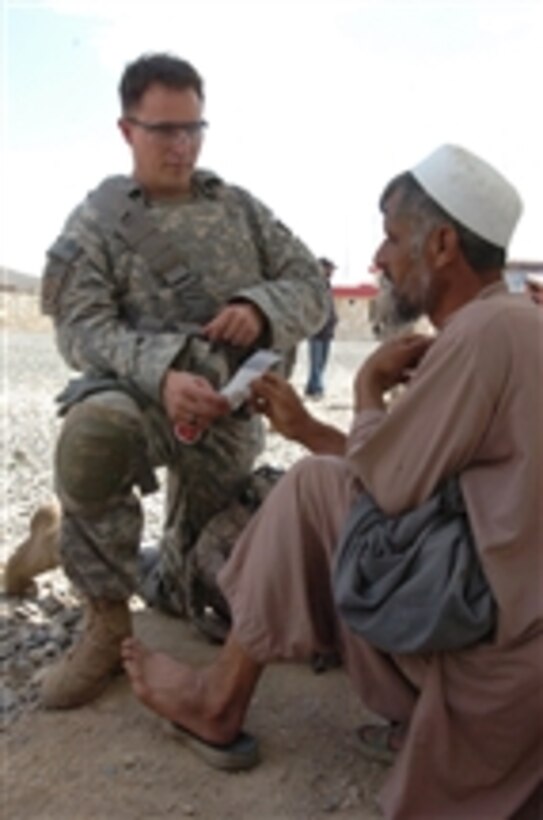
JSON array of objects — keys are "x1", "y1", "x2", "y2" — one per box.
[
  {"x1": 49, "y1": 622, "x2": 70, "y2": 647},
  {"x1": 0, "y1": 578, "x2": 83, "y2": 722},
  {"x1": 0, "y1": 639, "x2": 13, "y2": 661},
  {"x1": 0, "y1": 684, "x2": 18, "y2": 714},
  {"x1": 41, "y1": 593, "x2": 65, "y2": 616}
]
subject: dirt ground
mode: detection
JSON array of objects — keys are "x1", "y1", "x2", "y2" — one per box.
[{"x1": 4, "y1": 606, "x2": 387, "y2": 820}]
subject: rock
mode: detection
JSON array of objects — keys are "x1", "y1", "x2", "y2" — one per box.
[
  {"x1": 0, "y1": 684, "x2": 19, "y2": 714},
  {"x1": 40, "y1": 593, "x2": 64, "y2": 616},
  {"x1": 0, "y1": 638, "x2": 14, "y2": 661},
  {"x1": 49, "y1": 621, "x2": 70, "y2": 647},
  {"x1": 42, "y1": 641, "x2": 60, "y2": 659},
  {"x1": 10, "y1": 656, "x2": 33, "y2": 677},
  {"x1": 28, "y1": 646, "x2": 50, "y2": 665},
  {"x1": 0, "y1": 614, "x2": 10, "y2": 637},
  {"x1": 59, "y1": 607, "x2": 82, "y2": 628},
  {"x1": 26, "y1": 625, "x2": 50, "y2": 648}
]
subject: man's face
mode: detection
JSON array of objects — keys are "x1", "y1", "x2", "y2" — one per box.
[
  {"x1": 527, "y1": 278, "x2": 543, "y2": 307},
  {"x1": 373, "y1": 189, "x2": 435, "y2": 325},
  {"x1": 119, "y1": 83, "x2": 205, "y2": 199}
]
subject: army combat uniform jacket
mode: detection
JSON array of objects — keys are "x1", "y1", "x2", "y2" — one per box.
[
  {"x1": 42, "y1": 170, "x2": 327, "y2": 403},
  {"x1": 41, "y1": 170, "x2": 328, "y2": 613}
]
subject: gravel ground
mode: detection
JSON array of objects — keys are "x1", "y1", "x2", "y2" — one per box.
[{"x1": 1, "y1": 320, "x2": 376, "y2": 728}]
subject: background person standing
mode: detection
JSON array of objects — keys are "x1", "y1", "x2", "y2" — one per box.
[{"x1": 304, "y1": 257, "x2": 338, "y2": 398}]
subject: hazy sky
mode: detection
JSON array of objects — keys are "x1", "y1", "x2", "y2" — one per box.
[{"x1": 2, "y1": 0, "x2": 542, "y2": 282}]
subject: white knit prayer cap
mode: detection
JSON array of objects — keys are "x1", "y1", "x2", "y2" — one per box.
[{"x1": 411, "y1": 144, "x2": 523, "y2": 249}]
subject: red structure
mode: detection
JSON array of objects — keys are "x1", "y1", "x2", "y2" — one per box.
[{"x1": 332, "y1": 283, "x2": 379, "y2": 301}]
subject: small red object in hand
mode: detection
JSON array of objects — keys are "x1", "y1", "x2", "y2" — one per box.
[{"x1": 174, "y1": 422, "x2": 202, "y2": 445}]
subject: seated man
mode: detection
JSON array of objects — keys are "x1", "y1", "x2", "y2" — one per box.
[{"x1": 122, "y1": 145, "x2": 542, "y2": 819}]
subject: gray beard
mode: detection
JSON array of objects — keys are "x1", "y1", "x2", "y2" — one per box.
[{"x1": 371, "y1": 276, "x2": 424, "y2": 338}]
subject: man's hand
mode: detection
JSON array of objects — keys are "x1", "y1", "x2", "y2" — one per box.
[
  {"x1": 203, "y1": 303, "x2": 264, "y2": 347},
  {"x1": 251, "y1": 372, "x2": 311, "y2": 441},
  {"x1": 162, "y1": 370, "x2": 230, "y2": 433},
  {"x1": 251, "y1": 372, "x2": 346, "y2": 455},
  {"x1": 355, "y1": 334, "x2": 433, "y2": 411}
]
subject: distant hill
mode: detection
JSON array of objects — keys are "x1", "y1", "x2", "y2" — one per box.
[{"x1": 0, "y1": 267, "x2": 40, "y2": 293}]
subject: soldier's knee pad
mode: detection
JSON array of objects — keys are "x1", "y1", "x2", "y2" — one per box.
[{"x1": 56, "y1": 402, "x2": 144, "y2": 504}]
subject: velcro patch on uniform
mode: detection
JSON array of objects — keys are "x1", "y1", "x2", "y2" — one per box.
[
  {"x1": 274, "y1": 219, "x2": 293, "y2": 238},
  {"x1": 41, "y1": 236, "x2": 83, "y2": 315},
  {"x1": 47, "y1": 236, "x2": 82, "y2": 264}
]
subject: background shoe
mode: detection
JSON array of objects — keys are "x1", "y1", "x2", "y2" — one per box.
[
  {"x1": 356, "y1": 722, "x2": 405, "y2": 765},
  {"x1": 5, "y1": 501, "x2": 61, "y2": 596}
]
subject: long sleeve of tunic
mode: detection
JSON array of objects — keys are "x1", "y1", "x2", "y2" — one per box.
[
  {"x1": 346, "y1": 282, "x2": 543, "y2": 645},
  {"x1": 41, "y1": 171, "x2": 328, "y2": 404},
  {"x1": 220, "y1": 281, "x2": 543, "y2": 818}
]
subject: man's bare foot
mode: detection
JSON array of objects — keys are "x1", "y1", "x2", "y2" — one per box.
[{"x1": 122, "y1": 637, "x2": 257, "y2": 746}]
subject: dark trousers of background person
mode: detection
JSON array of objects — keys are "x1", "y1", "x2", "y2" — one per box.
[{"x1": 305, "y1": 337, "x2": 332, "y2": 397}]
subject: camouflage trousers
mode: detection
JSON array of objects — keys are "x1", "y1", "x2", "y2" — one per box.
[{"x1": 55, "y1": 389, "x2": 264, "y2": 615}]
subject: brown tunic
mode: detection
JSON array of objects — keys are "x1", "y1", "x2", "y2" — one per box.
[{"x1": 220, "y1": 283, "x2": 543, "y2": 818}]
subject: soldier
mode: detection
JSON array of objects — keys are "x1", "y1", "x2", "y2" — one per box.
[{"x1": 30, "y1": 52, "x2": 327, "y2": 709}]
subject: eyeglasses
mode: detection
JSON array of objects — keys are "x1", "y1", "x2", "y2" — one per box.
[{"x1": 125, "y1": 116, "x2": 208, "y2": 142}]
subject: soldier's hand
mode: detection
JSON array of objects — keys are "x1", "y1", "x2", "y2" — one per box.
[
  {"x1": 203, "y1": 303, "x2": 264, "y2": 347},
  {"x1": 162, "y1": 370, "x2": 230, "y2": 431},
  {"x1": 251, "y1": 372, "x2": 312, "y2": 441}
]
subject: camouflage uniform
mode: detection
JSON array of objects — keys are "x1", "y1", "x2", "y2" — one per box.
[{"x1": 42, "y1": 170, "x2": 327, "y2": 614}]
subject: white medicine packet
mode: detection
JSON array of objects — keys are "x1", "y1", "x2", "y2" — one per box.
[{"x1": 221, "y1": 349, "x2": 281, "y2": 410}]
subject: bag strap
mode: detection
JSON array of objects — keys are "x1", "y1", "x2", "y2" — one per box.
[
  {"x1": 232, "y1": 186, "x2": 270, "y2": 278},
  {"x1": 89, "y1": 176, "x2": 183, "y2": 276}
]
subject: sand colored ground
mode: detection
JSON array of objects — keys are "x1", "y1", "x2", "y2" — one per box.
[{"x1": 4, "y1": 608, "x2": 388, "y2": 820}]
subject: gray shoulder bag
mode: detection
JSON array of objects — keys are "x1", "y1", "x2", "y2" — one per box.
[{"x1": 332, "y1": 477, "x2": 496, "y2": 654}]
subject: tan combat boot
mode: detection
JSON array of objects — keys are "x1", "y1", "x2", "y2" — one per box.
[
  {"x1": 5, "y1": 501, "x2": 61, "y2": 596},
  {"x1": 40, "y1": 598, "x2": 132, "y2": 709}
]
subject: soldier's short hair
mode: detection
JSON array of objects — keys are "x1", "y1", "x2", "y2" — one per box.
[
  {"x1": 380, "y1": 172, "x2": 505, "y2": 273},
  {"x1": 119, "y1": 53, "x2": 204, "y2": 112}
]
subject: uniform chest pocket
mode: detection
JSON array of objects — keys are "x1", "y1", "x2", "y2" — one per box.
[{"x1": 156, "y1": 264, "x2": 217, "y2": 325}]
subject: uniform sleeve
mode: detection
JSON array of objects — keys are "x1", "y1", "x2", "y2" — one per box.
[
  {"x1": 346, "y1": 315, "x2": 509, "y2": 514},
  {"x1": 41, "y1": 202, "x2": 185, "y2": 404},
  {"x1": 229, "y1": 189, "x2": 329, "y2": 351}
]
